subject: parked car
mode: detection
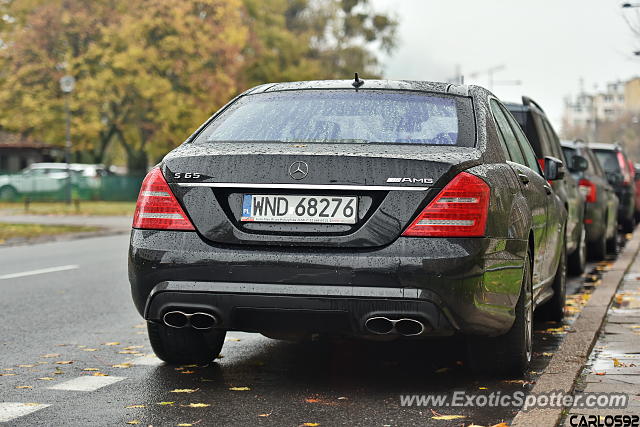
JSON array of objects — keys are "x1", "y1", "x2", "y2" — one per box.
[
  {"x1": 634, "y1": 163, "x2": 640, "y2": 222},
  {"x1": 0, "y1": 162, "x2": 112, "y2": 200},
  {"x1": 128, "y1": 79, "x2": 567, "y2": 376},
  {"x1": 506, "y1": 97, "x2": 586, "y2": 274},
  {"x1": 589, "y1": 143, "x2": 636, "y2": 233},
  {"x1": 561, "y1": 140, "x2": 619, "y2": 259}
]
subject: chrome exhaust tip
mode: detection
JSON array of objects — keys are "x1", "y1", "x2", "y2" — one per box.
[
  {"x1": 395, "y1": 318, "x2": 425, "y2": 336},
  {"x1": 365, "y1": 317, "x2": 394, "y2": 334},
  {"x1": 163, "y1": 311, "x2": 189, "y2": 328},
  {"x1": 190, "y1": 312, "x2": 217, "y2": 330}
]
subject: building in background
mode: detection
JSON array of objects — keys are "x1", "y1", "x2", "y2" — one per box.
[
  {"x1": 0, "y1": 131, "x2": 62, "y2": 173},
  {"x1": 562, "y1": 77, "x2": 640, "y2": 161}
]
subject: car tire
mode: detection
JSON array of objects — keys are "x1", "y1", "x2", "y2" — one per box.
[
  {"x1": 606, "y1": 232, "x2": 619, "y2": 255},
  {"x1": 0, "y1": 186, "x2": 18, "y2": 201},
  {"x1": 622, "y1": 216, "x2": 635, "y2": 234},
  {"x1": 537, "y1": 245, "x2": 566, "y2": 322},
  {"x1": 567, "y1": 227, "x2": 586, "y2": 275},
  {"x1": 588, "y1": 233, "x2": 607, "y2": 261},
  {"x1": 147, "y1": 321, "x2": 226, "y2": 365},
  {"x1": 466, "y1": 251, "x2": 533, "y2": 377}
]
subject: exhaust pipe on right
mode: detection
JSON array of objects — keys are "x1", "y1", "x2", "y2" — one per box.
[
  {"x1": 163, "y1": 311, "x2": 189, "y2": 328},
  {"x1": 162, "y1": 311, "x2": 218, "y2": 330},
  {"x1": 395, "y1": 318, "x2": 425, "y2": 336}
]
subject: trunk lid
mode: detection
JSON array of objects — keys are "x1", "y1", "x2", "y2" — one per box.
[{"x1": 163, "y1": 142, "x2": 482, "y2": 248}]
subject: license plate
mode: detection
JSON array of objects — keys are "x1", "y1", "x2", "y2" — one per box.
[{"x1": 241, "y1": 194, "x2": 358, "y2": 224}]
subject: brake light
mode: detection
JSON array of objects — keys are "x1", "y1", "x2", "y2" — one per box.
[
  {"x1": 402, "y1": 172, "x2": 489, "y2": 237},
  {"x1": 537, "y1": 158, "x2": 545, "y2": 171},
  {"x1": 617, "y1": 152, "x2": 631, "y2": 185},
  {"x1": 132, "y1": 168, "x2": 195, "y2": 230},
  {"x1": 578, "y1": 178, "x2": 597, "y2": 203}
]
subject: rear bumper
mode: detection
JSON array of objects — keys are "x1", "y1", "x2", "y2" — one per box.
[{"x1": 128, "y1": 230, "x2": 527, "y2": 337}]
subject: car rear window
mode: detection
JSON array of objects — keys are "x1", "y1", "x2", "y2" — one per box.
[
  {"x1": 593, "y1": 149, "x2": 621, "y2": 174},
  {"x1": 196, "y1": 90, "x2": 476, "y2": 147}
]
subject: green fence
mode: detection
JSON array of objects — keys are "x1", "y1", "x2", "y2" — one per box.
[{"x1": 0, "y1": 173, "x2": 144, "y2": 202}]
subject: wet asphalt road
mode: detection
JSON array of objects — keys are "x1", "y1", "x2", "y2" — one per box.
[{"x1": 0, "y1": 234, "x2": 612, "y2": 426}]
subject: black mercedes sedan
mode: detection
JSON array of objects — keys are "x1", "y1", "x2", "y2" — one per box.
[{"x1": 128, "y1": 79, "x2": 567, "y2": 376}]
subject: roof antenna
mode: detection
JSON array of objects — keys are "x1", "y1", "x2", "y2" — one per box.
[{"x1": 352, "y1": 72, "x2": 364, "y2": 89}]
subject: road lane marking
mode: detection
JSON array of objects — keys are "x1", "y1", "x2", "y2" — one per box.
[
  {"x1": 48, "y1": 376, "x2": 125, "y2": 391},
  {"x1": 0, "y1": 402, "x2": 50, "y2": 422},
  {"x1": 0, "y1": 265, "x2": 79, "y2": 280},
  {"x1": 130, "y1": 355, "x2": 163, "y2": 366}
]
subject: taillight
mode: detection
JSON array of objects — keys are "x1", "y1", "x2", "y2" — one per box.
[
  {"x1": 537, "y1": 158, "x2": 545, "y2": 171},
  {"x1": 617, "y1": 152, "x2": 631, "y2": 185},
  {"x1": 578, "y1": 178, "x2": 597, "y2": 203},
  {"x1": 132, "y1": 168, "x2": 195, "y2": 230},
  {"x1": 402, "y1": 172, "x2": 489, "y2": 237}
]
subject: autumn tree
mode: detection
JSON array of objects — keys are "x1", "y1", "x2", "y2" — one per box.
[{"x1": 0, "y1": 0, "x2": 397, "y2": 173}]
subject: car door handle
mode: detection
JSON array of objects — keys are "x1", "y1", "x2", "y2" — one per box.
[
  {"x1": 543, "y1": 184, "x2": 552, "y2": 195},
  {"x1": 517, "y1": 173, "x2": 529, "y2": 184}
]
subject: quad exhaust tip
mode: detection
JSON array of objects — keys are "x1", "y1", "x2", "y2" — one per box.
[
  {"x1": 163, "y1": 311, "x2": 217, "y2": 330},
  {"x1": 364, "y1": 316, "x2": 426, "y2": 336}
]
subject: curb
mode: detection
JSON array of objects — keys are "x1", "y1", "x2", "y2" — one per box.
[
  {"x1": 0, "y1": 228, "x2": 129, "y2": 247},
  {"x1": 511, "y1": 233, "x2": 640, "y2": 427}
]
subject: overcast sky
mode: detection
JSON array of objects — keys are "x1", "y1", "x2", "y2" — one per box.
[{"x1": 373, "y1": 0, "x2": 640, "y2": 129}]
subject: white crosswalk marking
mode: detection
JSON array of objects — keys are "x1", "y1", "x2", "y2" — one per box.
[
  {"x1": 48, "y1": 376, "x2": 125, "y2": 391},
  {"x1": 0, "y1": 402, "x2": 50, "y2": 422},
  {"x1": 130, "y1": 354, "x2": 163, "y2": 366}
]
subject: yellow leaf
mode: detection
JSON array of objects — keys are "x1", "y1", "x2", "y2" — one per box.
[
  {"x1": 229, "y1": 386, "x2": 250, "y2": 391},
  {"x1": 171, "y1": 389, "x2": 199, "y2": 393},
  {"x1": 0, "y1": 373, "x2": 16, "y2": 376},
  {"x1": 126, "y1": 404, "x2": 146, "y2": 408},
  {"x1": 157, "y1": 402, "x2": 175, "y2": 405},
  {"x1": 82, "y1": 368, "x2": 99, "y2": 371},
  {"x1": 185, "y1": 403, "x2": 210, "y2": 408},
  {"x1": 431, "y1": 415, "x2": 465, "y2": 420},
  {"x1": 17, "y1": 364, "x2": 36, "y2": 368},
  {"x1": 41, "y1": 353, "x2": 60, "y2": 358},
  {"x1": 478, "y1": 386, "x2": 488, "y2": 390},
  {"x1": 37, "y1": 377, "x2": 54, "y2": 381},
  {"x1": 16, "y1": 386, "x2": 32, "y2": 389},
  {"x1": 55, "y1": 361, "x2": 73, "y2": 365},
  {"x1": 82, "y1": 348, "x2": 98, "y2": 352},
  {"x1": 613, "y1": 358, "x2": 623, "y2": 367},
  {"x1": 181, "y1": 370, "x2": 195, "y2": 374},
  {"x1": 302, "y1": 424, "x2": 320, "y2": 426},
  {"x1": 490, "y1": 423, "x2": 510, "y2": 427},
  {"x1": 124, "y1": 345, "x2": 144, "y2": 350},
  {"x1": 258, "y1": 413, "x2": 271, "y2": 417},
  {"x1": 103, "y1": 342, "x2": 120, "y2": 346},
  {"x1": 177, "y1": 424, "x2": 193, "y2": 427},
  {"x1": 118, "y1": 350, "x2": 141, "y2": 354},
  {"x1": 112, "y1": 363, "x2": 132, "y2": 368},
  {"x1": 93, "y1": 372, "x2": 108, "y2": 376},
  {"x1": 126, "y1": 421, "x2": 140, "y2": 425}
]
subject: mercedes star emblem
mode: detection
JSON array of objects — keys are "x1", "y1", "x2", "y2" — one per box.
[{"x1": 288, "y1": 161, "x2": 309, "y2": 180}]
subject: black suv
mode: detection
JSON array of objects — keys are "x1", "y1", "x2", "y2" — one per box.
[
  {"x1": 589, "y1": 142, "x2": 636, "y2": 234},
  {"x1": 506, "y1": 98, "x2": 586, "y2": 274},
  {"x1": 561, "y1": 140, "x2": 619, "y2": 259}
]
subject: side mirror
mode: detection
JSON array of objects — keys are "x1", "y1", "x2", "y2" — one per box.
[
  {"x1": 544, "y1": 156, "x2": 565, "y2": 181},
  {"x1": 570, "y1": 155, "x2": 588, "y2": 172}
]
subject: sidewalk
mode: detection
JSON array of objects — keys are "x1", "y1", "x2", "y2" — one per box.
[
  {"x1": 565, "y1": 253, "x2": 640, "y2": 422},
  {"x1": 0, "y1": 214, "x2": 131, "y2": 233}
]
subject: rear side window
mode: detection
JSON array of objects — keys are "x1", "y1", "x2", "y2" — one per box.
[
  {"x1": 490, "y1": 100, "x2": 526, "y2": 166},
  {"x1": 594, "y1": 149, "x2": 620, "y2": 174},
  {"x1": 509, "y1": 109, "x2": 543, "y2": 157},
  {"x1": 196, "y1": 90, "x2": 476, "y2": 146},
  {"x1": 502, "y1": 106, "x2": 542, "y2": 174},
  {"x1": 540, "y1": 118, "x2": 564, "y2": 160}
]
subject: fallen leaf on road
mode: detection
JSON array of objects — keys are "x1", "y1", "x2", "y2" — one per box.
[
  {"x1": 82, "y1": 368, "x2": 99, "y2": 371},
  {"x1": 595, "y1": 372, "x2": 606, "y2": 376},
  {"x1": 17, "y1": 364, "x2": 36, "y2": 368},
  {"x1": 613, "y1": 358, "x2": 623, "y2": 367},
  {"x1": 126, "y1": 405, "x2": 146, "y2": 409},
  {"x1": 112, "y1": 363, "x2": 131, "y2": 368},
  {"x1": 431, "y1": 415, "x2": 465, "y2": 420},
  {"x1": 176, "y1": 424, "x2": 193, "y2": 427},
  {"x1": 125, "y1": 421, "x2": 140, "y2": 425},
  {"x1": 181, "y1": 370, "x2": 195, "y2": 375},
  {"x1": 337, "y1": 397, "x2": 347, "y2": 400},
  {"x1": 478, "y1": 387, "x2": 488, "y2": 390},
  {"x1": 305, "y1": 398, "x2": 319, "y2": 403},
  {"x1": 258, "y1": 413, "x2": 271, "y2": 417},
  {"x1": 37, "y1": 377, "x2": 54, "y2": 381},
  {"x1": 171, "y1": 388, "x2": 199, "y2": 393},
  {"x1": 55, "y1": 361, "x2": 73, "y2": 365},
  {"x1": 229, "y1": 387, "x2": 250, "y2": 391},
  {"x1": 123, "y1": 345, "x2": 143, "y2": 350},
  {"x1": 157, "y1": 401, "x2": 175, "y2": 405},
  {"x1": 118, "y1": 351, "x2": 141, "y2": 354},
  {"x1": 103, "y1": 342, "x2": 120, "y2": 346},
  {"x1": 184, "y1": 403, "x2": 210, "y2": 408},
  {"x1": 301, "y1": 423, "x2": 320, "y2": 426},
  {"x1": 490, "y1": 423, "x2": 509, "y2": 427},
  {"x1": 16, "y1": 386, "x2": 32, "y2": 389},
  {"x1": 226, "y1": 338, "x2": 241, "y2": 342},
  {"x1": 82, "y1": 348, "x2": 97, "y2": 352},
  {"x1": 542, "y1": 352, "x2": 554, "y2": 357},
  {"x1": 41, "y1": 354, "x2": 60, "y2": 358},
  {"x1": 92, "y1": 372, "x2": 108, "y2": 376},
  {"x1": 0, "y1": 373, "x2": 16, "y2": 376}
]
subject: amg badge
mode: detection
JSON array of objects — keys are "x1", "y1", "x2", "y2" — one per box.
[{"x1": 386, "y1": 177, "x2": 434, "y2": 185}]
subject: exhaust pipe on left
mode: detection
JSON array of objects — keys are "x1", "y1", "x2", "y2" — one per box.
[{"x1": 162, "y1": 311, "x2": 217, "y2": 330}]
